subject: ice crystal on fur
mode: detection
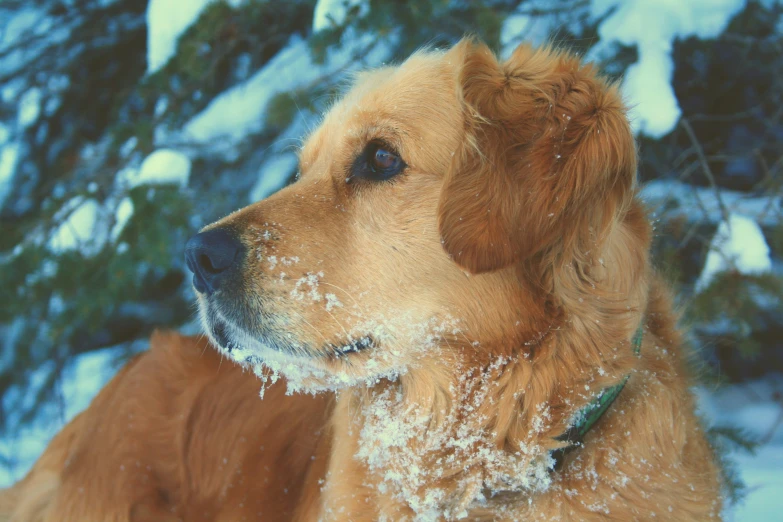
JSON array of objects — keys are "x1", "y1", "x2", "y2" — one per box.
[
  {"x1": 325, "y1": 292, "x2": 342, "y2": 311},
  {"x1": 237, "y1": 314, "x2": 461, "y2": 397},
  {"x1": 290, "y1": 271, "x2": 324, "y2": 302},
  {"x1": 355, "y1": 354, "x2": 554, "y2": 519}
]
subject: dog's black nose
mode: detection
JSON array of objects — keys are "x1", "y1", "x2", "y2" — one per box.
[{"x1": 185, "y1": 228, "x2": 243, "y2": 295}]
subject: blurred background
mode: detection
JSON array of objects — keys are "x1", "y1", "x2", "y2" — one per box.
[{"x1": 0, "y1": 0, "x2": 780, "y2": 518}]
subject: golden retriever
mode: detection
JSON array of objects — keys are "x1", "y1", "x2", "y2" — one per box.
[{"x1": 0, "y1": 38, "x2": 723, "y2": 521}]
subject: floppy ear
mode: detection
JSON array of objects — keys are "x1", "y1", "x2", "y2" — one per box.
[{"x1": 438, "y1": 39, "x2": 637, "y2": 274}]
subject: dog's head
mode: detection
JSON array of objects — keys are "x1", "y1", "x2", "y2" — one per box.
[{"x1": 186, "y1": 39, "x2": 638, "y2": 393}]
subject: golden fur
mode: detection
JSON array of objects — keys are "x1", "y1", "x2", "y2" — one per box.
[{"x1": 1, "y1": 39, "x2": 722, "y2": 521}]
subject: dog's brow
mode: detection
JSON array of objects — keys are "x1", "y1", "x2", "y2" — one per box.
[
  {"x1": 298, "y1": 131, "x2": 325, "y2": 174},
  {"x1": 354, "y1": 124, "x2": 405, "y2": 153}
]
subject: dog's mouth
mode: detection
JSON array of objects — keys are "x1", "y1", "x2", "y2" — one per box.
[
  {"x1": 202, "y1": 301, "x2": 376, "y2": 360},
  {"x1": 327, "y1": 335, "x2": 376, "y2": 357},
  {"x1": 203, "y1": 307, "x2": 250, "y2": 356},
  {"x1": 200, "y1": 301, "x2": 255, "y2": 356},
  {"x1": 209, "y1": 316, "x2": 235, "y2": 352}
]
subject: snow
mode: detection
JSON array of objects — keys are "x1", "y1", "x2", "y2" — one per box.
[
  {"x1": 0, "y1": 345, "x2": 136, "y2": 486},
  {"x1": 621, "y1": 45, "x2": 680, "y2": 138},
  {"x1": 695, "y1": 213, "x2": 772, "y2": 292},
  {"x1": 592, "y1": 0, "x2": 746, "y2": 138},
  {"x1": 641, "y1": 179, "x2": 782, "y2": 227},
  {"x1": 695, "y1": 376, "x2": 783, "y2": 521},
  {"x1": 44, "y1": 191, "x2": 139, "y2": 257},
  {"x1": 119, "y1": 149, "x2": 191, "y2": 189},
  {"x1": 180, "y1": 31, "x2": 392, "y2": 153},
  {"x1": 500, "y1": 12, "x2": 550, "y2": 58},
  {"x1": 0, "y1": 81, "x2": 22, "y2": 105},
  {"x1": 352, "y1": 357, "x2": 554, "y2": 519},
  {"x1": 110, "y1": 197, "x2": 134, "y2": 242},
  {"x1": 181, "y1": 36, "x2": 315, "y2": 147},
  {"x1": 313, "y1": 0, "x2": 369, "y2": 32},
  {"x1": 0, "y1": 142, "x2": 19, "y2": 209},
  {"x1": 0, "y1": 9, "x2": 43, "y2": 49},
  {"x1": 0, "y1": 7, "x2": 69, "y2": 83},
  {"x1": 47, "y1": 197, "x2": 106, "y2": 256},
  {"x1": 154, "y1": 96, "x2": 169, "y2": 118},
  {"x1": 500, "y1": 0, "x2": 590, "y2": 58},
  {"x1": 249, "y1": 152, "x2": 298, "y2": 202},
  {"x1": 146, "y1": 0, "x2": 245, "y2": 74},
  {"x1": 249, "y1": 114, "x2": 312, "y2": 202},
  {"x1": 17, "y1": 87, "x2": 42, "y2": 128},
  {"x1": 146, "y1": 0, "x2": 213, "y2": 75},
  {"x1": 730, "y1": 445, "x2": 783, "y2": 520},
  {"x1": 209, "y1": 295, "x2": 461, "y2": 396},
  {"x1": 501, "y1": 0, "x2": 749, "y2": 137},
  {"x1": 119, "y1": 136, "x2": 138, "y2": 158}
]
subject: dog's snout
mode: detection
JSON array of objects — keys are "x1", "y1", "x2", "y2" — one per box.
[{"x1": 185, "y1": 228, "x2": 243, "y2": 294}]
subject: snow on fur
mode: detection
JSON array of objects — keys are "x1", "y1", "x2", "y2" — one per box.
[{"x1": 355, "y1": 357, "x2": 555, "y2": 520}]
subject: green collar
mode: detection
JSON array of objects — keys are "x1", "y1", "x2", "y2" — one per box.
[{"x1": 551, "y1": 326, "x2": 644, "y2": 468}]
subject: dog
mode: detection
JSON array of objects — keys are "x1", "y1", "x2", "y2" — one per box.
[{"x1": 1, "y1": 38, "x2": 723, "y2": 521}]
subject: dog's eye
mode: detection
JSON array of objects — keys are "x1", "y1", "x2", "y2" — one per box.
[
  {"x1": 350, "y1": 142, "x2": 405, "y2": 182},
  {"x1": 371, "y1": 147, "x2": 398, "y2": 171}
]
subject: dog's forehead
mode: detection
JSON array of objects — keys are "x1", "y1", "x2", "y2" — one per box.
[{"x1": 300, "y1": 51, "x2": 463, "y2": 174}]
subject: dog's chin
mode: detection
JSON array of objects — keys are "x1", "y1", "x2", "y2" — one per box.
[
  {"x1": 201, "y1": 314, "x2": 404, "y2": 393},
  {"x1": 204, "y1": 316, "x2": 236, "y2": 354},
  {"x1": 203, "y1": 313, "x2": 366, "y2": 361},
  {"x1": 201, "y1": 313, "x2": 294, "y2": 362}
]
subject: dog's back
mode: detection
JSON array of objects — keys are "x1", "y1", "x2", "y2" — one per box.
[{"x1": 0, "y1": 332, "x2": 330, "y2": 522}]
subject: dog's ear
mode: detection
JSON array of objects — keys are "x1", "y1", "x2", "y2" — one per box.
[{"x1": 438, "y1": 39, "x2": 637, "y2": 274}]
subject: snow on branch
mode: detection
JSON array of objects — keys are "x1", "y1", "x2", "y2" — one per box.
[{"x1": 641, "y1": 180, "x2": 782, "y2": 227}]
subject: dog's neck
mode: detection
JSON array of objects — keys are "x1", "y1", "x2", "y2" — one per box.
[
  {"x1": 322, "y1": 212, "x2": 651, "y2": 519},
  {"x1": 326, "y1": 321, "x2": 643, "y2": 519}
]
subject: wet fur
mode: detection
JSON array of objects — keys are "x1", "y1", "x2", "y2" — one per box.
[{"x1": 0, "y1": 40, "x2": 722, "y2": 520}]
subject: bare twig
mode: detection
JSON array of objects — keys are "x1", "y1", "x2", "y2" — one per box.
[
  {"x1": 513, "y1": 0, "x2": 590, "y2": 17},
  {"x1": 688, "y1": 104, "x2": 766, "y2": 122},
  {"x1": 679, "y1": 118, "x2": 732, "y2": 225},
  {"x1": 754, "y1": 151, "x2": 783, "y2": 222}
]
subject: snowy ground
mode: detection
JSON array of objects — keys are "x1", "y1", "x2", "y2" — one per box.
[
  {"x1": 0, "y1": 343, "x2": 143, "y2": 487},
  {"x1": 0, "y1": 347, "x2": 780, "y2": 519},
  {"x1": 697, "y1": 375, "x2": 783, "y2": 520}
]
